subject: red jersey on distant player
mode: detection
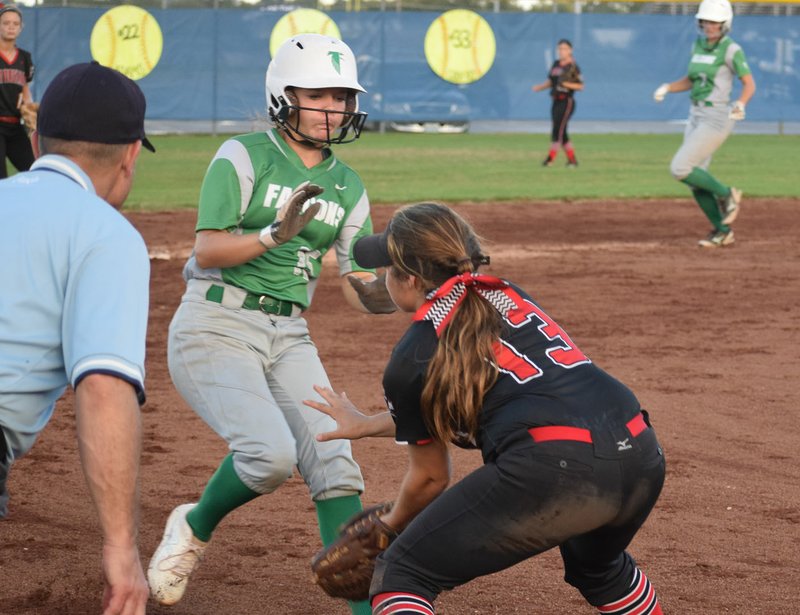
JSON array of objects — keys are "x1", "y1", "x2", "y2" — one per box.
[{"x1": 0, "y1": 47, "x2": 34, "y2": 124}]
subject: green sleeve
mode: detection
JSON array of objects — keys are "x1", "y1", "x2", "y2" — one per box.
[
  {"x1": 195, "y1": 158, "x2": 244, "y2": 232},
  {"x1": 732, "y1": 48, "x2": 752, "y2": 78},
  {"x1": 335, "y1": 186, "x2": 375, "y2": 275}
]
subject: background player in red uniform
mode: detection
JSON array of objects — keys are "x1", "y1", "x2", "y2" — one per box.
[
  {"x1": 532, "y1": 39, "x2": 583, "y2": 167},
  {"x1": 306, "y1": 203, "x2": 666, "y2": 615},
  {"x1": 0, "y1": 3, "x2": 34, "y2": 178}
]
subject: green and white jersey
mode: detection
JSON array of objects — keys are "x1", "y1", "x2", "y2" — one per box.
[
  {"x1": 687, "y1": 36, "x2": 751, "y2": 105},
  {"x1": 184, "y1": 129, "x2": 373, "y2": 308}
]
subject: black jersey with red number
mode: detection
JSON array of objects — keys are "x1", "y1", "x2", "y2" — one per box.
[
  {"x1": 382, "y1": 281, "x2": 640, "y2": 461},
  {"x1": 547, "y1": 61, "x2": 581, "y2": 97},
  {"x1": 0, "y1": 47, "x2": 34, "y2": 123}
]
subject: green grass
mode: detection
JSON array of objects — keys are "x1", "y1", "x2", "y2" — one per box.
[{"x1": 127, "y1": 132, "x2": 800, "y2": 210}]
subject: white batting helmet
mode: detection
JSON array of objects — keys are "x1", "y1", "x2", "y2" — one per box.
[
  {"x1": 696, "y1": 0, "x2": 733, "y2": 35},
  {"x1": 265, "y1": 33, "x2": 367, "y2": 144}
]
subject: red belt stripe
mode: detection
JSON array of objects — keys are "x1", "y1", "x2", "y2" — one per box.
[{"x1": 528, "y1": 412, "x2": 647, "y2": 444}]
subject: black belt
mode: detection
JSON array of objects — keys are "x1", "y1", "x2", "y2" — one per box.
[
  {"x1": 205, "y1": 284, "x2": 297, "y2": 317},
  {"x1": 691, "y1": 100, "x2": 714, "y2": 107}
]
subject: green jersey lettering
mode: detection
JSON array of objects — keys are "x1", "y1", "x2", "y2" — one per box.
[{"x1": 185, "y1": 129, "x2": 373, "y2": 308}]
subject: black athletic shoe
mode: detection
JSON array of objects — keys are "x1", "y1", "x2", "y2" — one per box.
[{"x1": 542, "y1": 156, "x2": 554, "y2": 167}]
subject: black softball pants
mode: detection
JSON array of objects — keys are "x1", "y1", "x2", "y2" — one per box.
[
  {"x1": 370, "y1": 417, "x2": 665, "y2": 608},
  {"x1": 551, "y1": 96, "x2": 575, "y2": 145},
  {"x1": 0, "y1": 124, "x2": 35, "y2": 179}
]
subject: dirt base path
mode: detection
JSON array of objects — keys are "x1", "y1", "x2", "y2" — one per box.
[{"x1": 2, "y1": 198, "x2": 798, "y2": 614}]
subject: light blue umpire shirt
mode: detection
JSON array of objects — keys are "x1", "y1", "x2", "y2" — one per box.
[{"x1": 0, "y1": 154, "x2": 149, "y2": 467}]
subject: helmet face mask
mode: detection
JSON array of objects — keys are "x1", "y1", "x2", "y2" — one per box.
[
  {"x1": 696, "y1": 0, "x2": 733, "y2": 36},
  {"x1": 272, "y1": 88, "x2": 367, "y2": 145},
  {"x1": 266, "y1": 33, "x2": 367, "y2": 145}
]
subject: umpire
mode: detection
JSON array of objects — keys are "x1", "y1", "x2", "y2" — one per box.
[{"x1": 0, "y1": 62, "x2": 154, "y2": 614}]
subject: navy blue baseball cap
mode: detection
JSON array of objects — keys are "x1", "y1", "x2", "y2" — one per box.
[
  {"x1": 38, "y1": 62, "x2": 155, "y2": 152},
  {"x1": 353, "y1": 226, "x2": 392, "y2": 269}
]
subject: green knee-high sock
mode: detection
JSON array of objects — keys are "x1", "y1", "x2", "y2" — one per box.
[
  {"x1": 316, "y1": 495, "x2": 371, "y2": 615},
  {"x1": 185, "y1": 453, "x2": 260, "y2": 542},
  {"x1": 681, "y1": 168, "x2": 731, "y2": 199},
  {"x1": 691, "y1": 188, "x2": 729, "y2": 232}
]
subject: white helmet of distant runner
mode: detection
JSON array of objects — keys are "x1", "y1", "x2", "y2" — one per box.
[
  {"x1": 696, "y1": 0, "x2": 733, "y2": 35},
  {"x1": 266, "y1": 33, "x2": 367, "y2": 144}
]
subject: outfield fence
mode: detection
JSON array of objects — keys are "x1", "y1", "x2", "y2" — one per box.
[{"x1": 14, "y1": 2, "x2": 800, "y2": 133}]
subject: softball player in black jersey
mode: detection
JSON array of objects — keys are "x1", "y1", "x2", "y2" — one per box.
[
  {"x1": 0, "y1": 4, "x2": 34, "y2": 178},
  {"x1": 532, "y1": 39, "x2": 583, "y2": 167},
  {"x1": 306, "y1": 203, "x2": 666, "y2": 615}
]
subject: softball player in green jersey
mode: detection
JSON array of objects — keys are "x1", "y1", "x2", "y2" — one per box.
[
  {"x1": 653, "y1": 0, "x2": 755, "y2": 248},
  {"x1": 148, "y1": 35, "x2": 392, "y2": 615}
]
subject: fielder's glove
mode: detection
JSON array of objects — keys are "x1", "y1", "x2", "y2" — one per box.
[
  {"x1": 653, "y1": 83, "x2": 670, "y2": 103},
  {"x1": 560, "y1": 64, "x2": 582, "y2": 85},
  {"x1": 347, "y1": 272, "x2": 397, "y2": 314},
  {"x1": 259, "y1": 181, "x2": 323, "y2": 249},
  {"x1": 729, "y1": 100, "x2": 746, "y2": 121},
  {"x1": 311, "y1": 502, "x2": 399, "y2": 601},
  {"x1": 19, "y1": 101, "x2": 39, "y2": 131}
]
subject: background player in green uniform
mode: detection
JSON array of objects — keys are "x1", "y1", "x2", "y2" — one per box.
[
  {"x1": 653, "y1": 0, "x2": 755, "y2": 248},
  {"x1": 148, "y1": 34, "x2": 392, "y2": 615}
]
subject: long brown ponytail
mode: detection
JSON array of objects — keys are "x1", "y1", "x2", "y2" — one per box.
[{"x1": 386, "y1": 203, "x2": 499, "y2": 443}]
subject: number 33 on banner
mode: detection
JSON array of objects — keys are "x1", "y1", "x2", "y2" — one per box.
[
  {"x1": 425, "y1": 9, "x2": 496, "y2": 85},
  {"x1": 90, "y1": 5, "x2": 163, "y2": 81}
]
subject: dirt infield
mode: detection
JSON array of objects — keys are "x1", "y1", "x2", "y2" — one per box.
[{"x1": 1, "y1": 198, "x2": 798, "y2": 614}]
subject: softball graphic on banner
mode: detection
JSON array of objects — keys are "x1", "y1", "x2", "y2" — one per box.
[
  {"x1": 425, "y1": 9, "x2": 496, "y2": 84},
  {"x1": 90, "y1": 5, "x2": 163, "y2": 80},
  {"x1": 270, "y1": 9, "x2": 341, "y2": 58}
]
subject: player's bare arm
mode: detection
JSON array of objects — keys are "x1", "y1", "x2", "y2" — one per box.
[
  {"x1": 20, "y1": 83, "x2": 32, "y2": 105},
  {"x1": 379, "y1": 441, "x2": 450, "y2": 532},
  {"x1": 561, "y1": 80, "x2": 584, "y2": 91},
  {"x1": 304, "y1": 384, "x2": 396, "y2": 441},
  {"x1": 669, "y1": 76, "x2": 693, "y2": 93},
  {"x1": 194, "y1": 229, "x2": 273, "y2": 269},
  {"x1": 75, "y1": 374, "x2": 148, "y2": 615},
  {"x1": 737, "y1": 73, "x2": 756, "y2": 106}
]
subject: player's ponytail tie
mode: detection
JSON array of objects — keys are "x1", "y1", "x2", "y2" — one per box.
[
  {"x1": 456, "y1": 256, "x2": 473, "y2": 274},
  {"x1": 414, "y1": 271, "x2": 511, "y2": 336}
]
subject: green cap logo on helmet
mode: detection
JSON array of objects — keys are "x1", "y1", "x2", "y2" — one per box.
[{"x1": 328, "y1": 51, "x2": 342, "y2": 74}]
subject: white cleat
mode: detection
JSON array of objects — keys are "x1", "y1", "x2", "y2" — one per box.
[
  {"x1": 148, "y1": 503, "x2": 208, "y2": 606},
  {"x1": 720, "y1": 187, "x2": 742, "y2": 225},
  {"x1": 698, "y1": 229, "x2": 735, "y2": 248}
]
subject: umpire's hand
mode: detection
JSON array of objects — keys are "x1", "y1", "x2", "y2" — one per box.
[{"x1": 101, "y1": 544, "x2": 148, "y2": 615}]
